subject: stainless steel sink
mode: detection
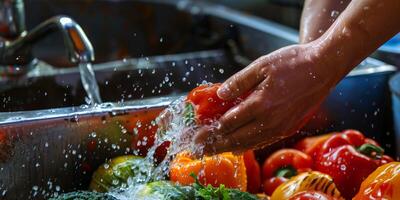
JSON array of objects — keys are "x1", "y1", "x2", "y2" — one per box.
[
  {"x1": 2, "y1": 0, "x2": 296, "y2": 112},
  {"x1": 0, "y1": 0, "x2": 397, "y2": 199}
]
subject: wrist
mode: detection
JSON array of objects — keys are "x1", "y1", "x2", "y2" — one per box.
[
  {"x1": 304, "y1": 32, "x2": 357, "y2": 86},
  {"x1": 299, "y1": 41, "x2": 344, "y2": 88}
]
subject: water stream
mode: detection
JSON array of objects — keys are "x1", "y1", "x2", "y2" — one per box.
[{"x1": 78, "y1": 62, "x2": 102, "y2": 105}]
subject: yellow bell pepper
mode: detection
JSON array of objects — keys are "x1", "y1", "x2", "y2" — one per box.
[
  {"x1": 353, "y1": 162, "x2": 400, "y2": 200},
  {"x1": 271, "y1": 171, "x2": 343, "y2": 200}
]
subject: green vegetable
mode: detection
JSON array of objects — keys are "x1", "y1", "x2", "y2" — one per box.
[
  {"x1": 132, "y1": 174, "x2": 258, "y2": 200},
  {"x1": 133, "y1": 181, "x2": 195, "y2": 199},
  {"x1": 57, "y1": 179, "x2": 258, "y2": 200},
  {"x1": 49, "y1": 191, "x2": 117, "y2": 200},
  {"x1": 190, "y1": 173, "x2": 258, "y2": 200},
  {"x1": 89, "y1": 155, "x2": 152, "y2": 192}
]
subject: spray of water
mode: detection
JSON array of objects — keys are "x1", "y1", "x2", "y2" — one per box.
[{"x1": 109, "y1": 96, "x2": 205, "y2": 199}]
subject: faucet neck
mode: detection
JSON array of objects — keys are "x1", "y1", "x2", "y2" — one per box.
[{"x1": 0, "y1": 0, "x2": 26, "y2": 39}]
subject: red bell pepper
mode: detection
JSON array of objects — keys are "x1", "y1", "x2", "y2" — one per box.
[
  {"x1": 294, "y1": 133, "x2": 335, "y2": 159},
  {"x1": 262, "y1": 149, "x2": 313, "y2": 195},
  {"x1": 186, "y1": 83, "x2": 245, "y2": 125},
  {"x1": 315, "y1": 129, "x2": 394, "y2": 199},
  {"x1": 243, "y1": 150, "x2": 261, "y2": 194}
]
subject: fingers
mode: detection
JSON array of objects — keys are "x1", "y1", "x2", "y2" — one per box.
[
  {"x1": 218, "y1": 89, "x2": 263, "y2": 129},
  {"x1": 217, "y1": 57, "x2": 267, "y2": 100},
  {"x1": 194, "y1": 92, "x2": 261, "y2": 145},
  {"x1": 199, "y1": 120, "x2": 267, "y2": 156}
]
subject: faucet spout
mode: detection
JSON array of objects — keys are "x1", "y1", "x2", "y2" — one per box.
[{"x1": 0, "y1": 15, "x2": 95, "y2": 74}]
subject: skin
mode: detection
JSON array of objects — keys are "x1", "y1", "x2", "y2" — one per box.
[
  {"x1": 194, "y1": 0, "x2": 400, "y2": 156},
  {"x1": 300, "y1": 0, "x2": 351, "y2": 43}
]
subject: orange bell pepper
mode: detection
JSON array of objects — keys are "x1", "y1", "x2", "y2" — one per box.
[
  {"x1": 353, "y1": 162, "x2": 400, "y2": 200},
  {"x1": 169, "y1": 151, "x2": 247, "y2": 191}
]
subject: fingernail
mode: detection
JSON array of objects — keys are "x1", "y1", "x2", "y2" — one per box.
[{"x1": 217, "y1": 85, "x2": 231, "y2": 99}]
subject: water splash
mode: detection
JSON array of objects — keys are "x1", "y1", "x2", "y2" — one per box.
[
  {"x1": 109, "y1": 97, "x2": 202, "y2": 199},
  {"x1": 78, "y1": 62, "x2": 102, "y2": 105}
]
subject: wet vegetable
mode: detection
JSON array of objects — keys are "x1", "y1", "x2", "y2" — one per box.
[
  {"x1": 49, "y1": 191, "x2": 117, "y2": 200},
  {"x1": 186, "y1": 83, "x2": 245, "y2": 125},
  {"x1": 262, "y1": 149, "x2": 312, "y2": 195},
  {"x1": 353, "y1": 162, "x2": 400, "y2": 200},
  {"x1": 270, "y1": 171, "x2": 342, "y2": 200},
  {"x1": 243, "y1": 150, "x2": 261, "y2": 193},
  {"x1": 89, "y1": 155, "x2": 152, "y2": 192},
  {"x1": 315, "y1": 130, "x2": 393, "y2": 199},
  {"x1": 294, "y1": 133, "x2": 334, "y2": 159},
  {"x1": 133, "y1": 181, "x2": 194, "y2": 199},
  {"x1": 169, "y1": 151, "x2": 247, "y2": 191},
  {"x1": 134, "y1": 177, "x2": 259, "y2": 200},
  {"x1": 126, "y1": 110, "x2": 161, "y2": 159}
]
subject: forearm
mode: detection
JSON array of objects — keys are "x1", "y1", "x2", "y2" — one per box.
[
  {"x1": 300, "y1": 0, "x2": 351, "y2": 43},
  {"x1": 312, "y1": 0, "x2": 400, "y2": 84}
]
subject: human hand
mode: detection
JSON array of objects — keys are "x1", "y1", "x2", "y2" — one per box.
[{"x1": 194, "y1": 43, "x2": 338, "y2": 156}]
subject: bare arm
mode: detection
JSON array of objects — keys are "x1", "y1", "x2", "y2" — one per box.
[
  {"x1": 300, "y1": 0, "x2": 351, "y2": 43},
  {"x1": 317, "y1": 0, "x2": 400, "y2": 81},
  {"x1": 194, "y1": 0, "x2": 400, "y2": 156}
]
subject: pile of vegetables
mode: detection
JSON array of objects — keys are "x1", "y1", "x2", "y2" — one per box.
[
  {"x1": 261, "y1": 130, "x2": 397, "y2": 199},
  {"x1": 53, "y1": 83, "x2": 399, "y2": 200}
]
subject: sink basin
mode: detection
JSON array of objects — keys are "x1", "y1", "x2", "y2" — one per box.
[
  {"x1": 2, "y1": 0, "x2": 295, "y2": 112},
  {"x1": 0, "y1": 0, "x2": 397, "y2": 199}
]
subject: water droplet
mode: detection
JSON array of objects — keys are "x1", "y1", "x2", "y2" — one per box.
[
  {"x1": 331, "y1": 10, "x2": 339, "y2": 18},
  {"x1": 90, "y1": 132, "x2": 97, "y2": 138}
]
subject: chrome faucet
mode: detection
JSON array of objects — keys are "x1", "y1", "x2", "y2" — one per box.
[{"x1": 0, "y1": 0, "x2": 94, "y2": 75}]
